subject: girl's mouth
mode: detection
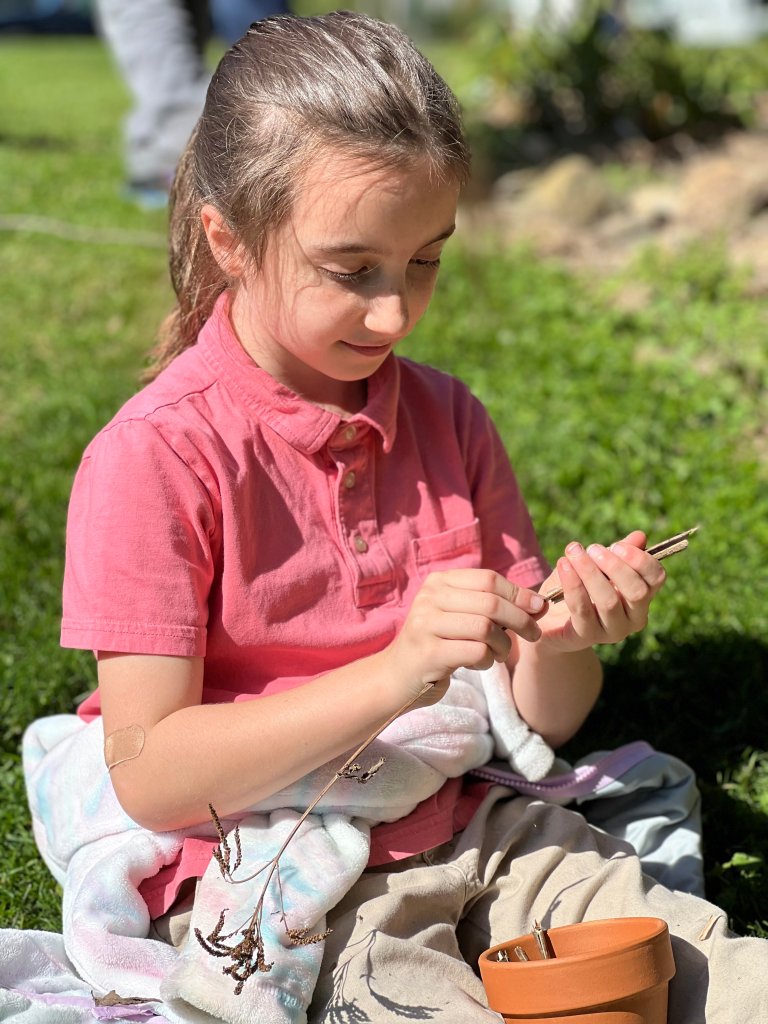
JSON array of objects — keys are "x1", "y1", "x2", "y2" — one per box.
[{"x1": 341, "y1": 341, "x2": 393, "y2": 356}]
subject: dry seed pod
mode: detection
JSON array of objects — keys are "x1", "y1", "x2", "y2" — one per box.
[{"x1": 541, "y1": 526, "x2": 699, "y2": 604}]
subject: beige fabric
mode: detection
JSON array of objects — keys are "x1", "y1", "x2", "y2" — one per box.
[
  {"x1": 307, "y1": 787, "x2": 768, "y2": 1023},
  {"x1": 148, "y1": 878, "x2": 197, "y2": 948}
]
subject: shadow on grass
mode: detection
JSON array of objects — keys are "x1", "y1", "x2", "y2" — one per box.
[
  {"x1": 565, "y1": 631, "x2": 768, "y2": 776},
  {"x1": 563, "y1": 630, "x2": 768, "y2": 934},
  {"x1": 0, "y1": 131, "x2": 76, "y2": 151}
]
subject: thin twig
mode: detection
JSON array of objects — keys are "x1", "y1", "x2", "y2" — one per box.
[
  {"x1": 540, "y1": 526, "x2": 699, "y2": 604},
  {"x1": 197, "y1": 681, "x2": 435, "y2": 991},
  {"x1": 228, "y1": 682, "x2": 432, "y2": 886}
]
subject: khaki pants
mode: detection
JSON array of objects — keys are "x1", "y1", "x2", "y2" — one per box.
[{"x1": 307, "y1": 787, "x2": 768, "y2": 1023}]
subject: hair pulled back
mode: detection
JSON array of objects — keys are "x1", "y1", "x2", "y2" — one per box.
[{"x1": 149, "y1": 10, "x2": 470, "y2": 378}]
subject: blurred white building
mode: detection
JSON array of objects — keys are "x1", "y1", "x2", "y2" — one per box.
[{"x1": 506, "y1": 0, "x2": 768, "y2": 44}]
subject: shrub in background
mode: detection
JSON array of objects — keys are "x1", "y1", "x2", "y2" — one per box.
[{"x1": 440, "y1": 0, "x2": 768, "y2": 174}]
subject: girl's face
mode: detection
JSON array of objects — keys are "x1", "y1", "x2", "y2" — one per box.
[{"x1": 230, "y1": 151, "x2": 460, "y2": 414}]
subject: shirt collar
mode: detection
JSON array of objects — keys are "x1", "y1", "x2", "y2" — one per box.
[{"x1": 198, "y1": 292, "x2": 399, "y2": 455}]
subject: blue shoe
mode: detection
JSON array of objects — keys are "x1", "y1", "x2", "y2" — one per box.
[{"x1": 123, "y1": 177, "x2": 172, "y2": 210}]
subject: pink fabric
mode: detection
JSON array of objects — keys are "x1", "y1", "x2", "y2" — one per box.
[
  {"x1": 62, "y1": 292, "x2": 549, "y2": 904},
  {"x1": 139, "y1": 837, "x2": 216, "y2": 919}
]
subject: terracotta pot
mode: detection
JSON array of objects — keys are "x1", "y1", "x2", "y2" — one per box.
[{"x1": 478, "y1": 916, "x2": 675, "y2": 1023}]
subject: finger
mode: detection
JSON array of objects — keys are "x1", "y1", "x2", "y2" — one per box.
[
  {"x1": 561, "y1": 543, "x2": 627, "y2": 631},
  {"x1": 618, "y1": 529, "x2": 647, "y2": 550},
  {"x1": 432, "y1": 627, "x2": 512, "y2": 667},
  {"x1": 585, "y1": 544, "x2": 651, "y2": 607},
  {"x1": 439, "y1": 613, "x2": 513, "y2": 661},
  {"x1": 605, "y1": 541, "x2": 666, "y2": 592},
  {"x1": 430, "y1": 584, "x2": 542, "y2": 642},
  {"x1": 452, "y1": 641, "x2": 500, "y2": 672},
  {"x1": 554, "y1": 555, "x2": 594, "y2": 620},
  {"x1": 427, "y1": 568, "x2": 547, "y2": 617},
  {"x1": 564, "y1": 542, "x2": 622, "y2": 604}
]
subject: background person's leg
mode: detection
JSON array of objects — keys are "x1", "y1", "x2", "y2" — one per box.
[{"x1": 95, "y1": 0, "x2": 210, "y2": 198}]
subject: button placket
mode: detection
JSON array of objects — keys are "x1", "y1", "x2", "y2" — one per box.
[
  {"x1": 328, "y1": 429, "x2": 397, "y2": 605},
  {"x1": 338, "y1": 451, "x2": 369, "y2": 558}
]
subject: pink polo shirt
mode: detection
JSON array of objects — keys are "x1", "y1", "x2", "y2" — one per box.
[{"x1": 62, "y1": 293, "x2": 549, "y2": 913}]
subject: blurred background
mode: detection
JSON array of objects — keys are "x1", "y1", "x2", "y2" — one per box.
[{"x1": 1, "y1": 0, "x2": 767, "y2": 940}]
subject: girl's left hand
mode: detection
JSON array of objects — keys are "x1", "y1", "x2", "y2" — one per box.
[{"x1": 536, "y1": 530, "x2": 666, "y2": 652}]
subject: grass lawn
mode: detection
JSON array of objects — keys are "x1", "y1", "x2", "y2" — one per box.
[{"x1": 1, "y1": 33, "x2": 767, "y2": 938}]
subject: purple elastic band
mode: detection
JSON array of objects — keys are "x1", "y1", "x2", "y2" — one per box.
[{"x1": 469, "y1": 740, "x2": 656, "y2": 800}]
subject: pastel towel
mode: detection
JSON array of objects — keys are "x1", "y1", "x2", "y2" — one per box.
[{"x1": 1, "y1": 664, "x2": 554, "y2": 1024}]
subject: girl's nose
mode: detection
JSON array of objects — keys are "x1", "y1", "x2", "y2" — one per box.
[{"x1": 363, "y1": 289, "x2": 410, "y2": 337}]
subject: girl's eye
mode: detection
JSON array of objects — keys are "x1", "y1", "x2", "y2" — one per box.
[
  {"x1": 320, "y1": 266, "x2": 371, "y2": 284},
  {"x1": 320, "y1": 258, "x2": 441, "y2": 284}
]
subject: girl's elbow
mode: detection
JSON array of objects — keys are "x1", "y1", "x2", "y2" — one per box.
[{"x1": 109, "y1": 767, "x2": 185, "y2": 832}]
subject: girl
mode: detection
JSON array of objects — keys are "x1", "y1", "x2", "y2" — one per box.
[{"x1": 46, "y1": 10, "x2": 768, "y2": 1024}]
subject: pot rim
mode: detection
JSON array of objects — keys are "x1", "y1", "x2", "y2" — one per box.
[
  {"x1": 479, "y1": 916, "x2": 669, "y2": 968},
  {"x1": 478, "y1": 917, "x2": 676, "y2": 1014}
]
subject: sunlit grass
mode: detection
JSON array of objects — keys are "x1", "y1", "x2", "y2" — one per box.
[{"x1": 1, "y1": 34, "x2": 766, "y2": 936}]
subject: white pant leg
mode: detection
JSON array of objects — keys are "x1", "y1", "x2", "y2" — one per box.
[{"x1": 95, "y1": 0, "x2": 210, "y2": 181}]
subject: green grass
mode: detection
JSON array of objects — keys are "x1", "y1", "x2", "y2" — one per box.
[{"x1": 1, "y1": 35, "x2": 767, "y2": 937}]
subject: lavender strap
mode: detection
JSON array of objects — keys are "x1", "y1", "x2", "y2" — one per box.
[{"x1": 468, "y1": 740, "x2": 656, "y2": 800}]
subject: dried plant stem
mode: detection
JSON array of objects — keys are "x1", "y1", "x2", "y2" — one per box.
[
  {"x1": 197, "y1": 680, "x2": 435, "y2": 991},
  {"x1": 230, "y1": 680, "x2": 434, "y2": 887}
]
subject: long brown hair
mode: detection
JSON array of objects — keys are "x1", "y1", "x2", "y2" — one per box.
[{"x1": 147, "y1": 11, "x2": 471, "y2": 379}]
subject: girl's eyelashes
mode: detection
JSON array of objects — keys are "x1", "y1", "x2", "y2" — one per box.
[
  {"x1": 319, "y1": 258, "x2": 441, "y2": 284},
  {"x1": 320, "y1": 266, "x2": 373, "y2": 284}
]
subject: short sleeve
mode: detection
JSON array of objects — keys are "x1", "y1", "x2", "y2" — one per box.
[
  {"x1": 460, "y1": 393, "x2": 550, "y2": 589},
  {"x1": 61, "y1": 419, "x2": 217, "y2": 656}
]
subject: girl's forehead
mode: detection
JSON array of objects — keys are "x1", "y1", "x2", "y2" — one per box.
[{"x1": 291, "y1": 153, "x2": 459, "y2": 242}]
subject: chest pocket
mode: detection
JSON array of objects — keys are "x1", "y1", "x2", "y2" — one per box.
[{"x1": 411, "y1": 519, "x2": 483, "y2": 581}]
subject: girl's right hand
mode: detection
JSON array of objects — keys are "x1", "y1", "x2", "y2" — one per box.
[{"x1": 383, "y1": 568, "x2": 547, "y2": 707}]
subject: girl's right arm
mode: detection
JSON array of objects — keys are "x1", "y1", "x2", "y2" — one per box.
[{"x1": 100, "y1": 569, "x2": 545, "y2": 832}]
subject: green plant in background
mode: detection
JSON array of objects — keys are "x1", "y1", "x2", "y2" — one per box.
[
  {"x1": 1, "y1": 33, "x2": 767, "y2": 940},
  {"x1": 448, "y1": 0, "x2": 768, "y2": 175}
]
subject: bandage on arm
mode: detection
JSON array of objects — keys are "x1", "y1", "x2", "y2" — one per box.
[{"x1": 104, "y1": 724, "x2": 146, "y2": 769}]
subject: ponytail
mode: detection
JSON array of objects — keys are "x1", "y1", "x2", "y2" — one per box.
[{"x1": 144, "y1": 127, "x2": 227, "y2": 381}]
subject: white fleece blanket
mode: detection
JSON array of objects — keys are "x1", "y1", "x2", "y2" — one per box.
[{"x1": 0, "y1": 665, "x2": 554, "y2": 1024}]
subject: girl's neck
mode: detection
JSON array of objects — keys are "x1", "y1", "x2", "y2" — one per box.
[{"x1": 228, "y1": 291, "x2": 368, "y2": 418}]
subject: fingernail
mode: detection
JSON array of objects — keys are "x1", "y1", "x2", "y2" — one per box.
[
  {"x1": 610, "y1": 542, "x2": 626, "y2": 556},
  {"x1": 587, "y1": 543, "x2": 606, "y2": 560},
  {"x1": 565, "y1": 541, "x2": 583, "y2": 555},
  {"x1": 530, "y1": 595, "x2": 545, "y2": 611}
]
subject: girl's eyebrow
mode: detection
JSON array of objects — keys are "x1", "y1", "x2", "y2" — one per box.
[{"x1": 311, "y1": 224, "x2": 456, "y2": 258}]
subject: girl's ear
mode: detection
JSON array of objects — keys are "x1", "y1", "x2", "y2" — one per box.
[{"x1": 200, "y1": 204, "x2": 247, "y2": 278}]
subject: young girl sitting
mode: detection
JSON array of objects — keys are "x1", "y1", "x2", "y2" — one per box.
[{"x1": 15, "y1": 10, "x2": 768, "y2": 1024}]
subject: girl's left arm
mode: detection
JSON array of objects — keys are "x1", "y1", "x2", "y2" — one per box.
[
  {"x1": 510, "y1": 643, "x2": 603, "y2": 750},
  {"x1": 510, "y1": 529, "x2": 666, "y2": 748}
]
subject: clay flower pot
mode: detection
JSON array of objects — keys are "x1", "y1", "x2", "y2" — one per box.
[{"x1": 478, "y1": 916, "x2": 675, "y2": 1023}]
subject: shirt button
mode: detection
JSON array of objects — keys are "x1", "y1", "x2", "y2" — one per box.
[
  {"x1": 343, "y1": 470, "x2": 356, "y2": 489},
  {"x1": 343, "y1": 425, "x2": 357, "y2": 442},
  {"x1": 353, "y1": 534, "x2": 368, "y2": 553}
]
